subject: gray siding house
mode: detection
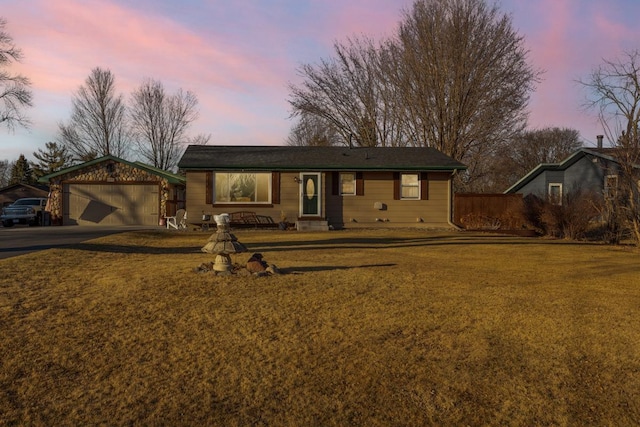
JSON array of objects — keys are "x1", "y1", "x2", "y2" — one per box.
[{"x1": 504, "y1": 147, "x2": 625, "y2": 202}]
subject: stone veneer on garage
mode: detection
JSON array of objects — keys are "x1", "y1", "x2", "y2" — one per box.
[{"x1": 47, "y1": 160, "x2": 171, "y2": 225}]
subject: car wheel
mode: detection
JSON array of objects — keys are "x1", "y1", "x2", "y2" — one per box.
[{"x1": 2, "y1": 220, "x2": 14, "y2": 227}]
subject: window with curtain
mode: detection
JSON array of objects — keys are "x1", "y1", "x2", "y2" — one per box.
[
  {"x1": 214, "y1": 172, "x2": 271, "y2": 203},
  {"x1": 401, "y1": 173, "x2": 420, "y2": 199},
  {"x1": 340, "y1": 173, "x2": 356, "y2": 195}
]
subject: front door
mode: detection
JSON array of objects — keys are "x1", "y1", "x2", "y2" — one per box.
[{"x1": 300, "y1": 173, "x2": 321, "y2": 217}]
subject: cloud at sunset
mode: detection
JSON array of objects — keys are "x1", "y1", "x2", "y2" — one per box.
[{"x1": 2, "y1": 0, "x2": 640, "y2": 161}]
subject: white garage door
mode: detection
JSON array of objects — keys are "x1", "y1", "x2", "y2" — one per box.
[{"x1": 63, "y1": 184, "x2": 159, "y2": 226}]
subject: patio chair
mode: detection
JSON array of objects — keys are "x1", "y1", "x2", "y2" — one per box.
[{"x1": 166, "y1": 209, "x2": 187, "y2": 230}]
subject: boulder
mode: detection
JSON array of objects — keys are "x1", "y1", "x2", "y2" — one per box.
[{"x1": 246, "y1": 259, "x2": 266, "y2": 273}]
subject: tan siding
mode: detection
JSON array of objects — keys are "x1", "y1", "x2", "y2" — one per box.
[
  {"x1": 278, "y1": 172, "x2": 300, "y2": 221},
  {"x1": 186, "y1": 171, "x2": 301, "y2": 224},
  {"x1": 331, "y1": 171, "x2": 453, "y2": 228},
  {"x1": 185, "y1": 171, "x2": 208, "y2": 216},
  {"x1": 186, "y1": 170, "x2": 454, "y2": 228}
]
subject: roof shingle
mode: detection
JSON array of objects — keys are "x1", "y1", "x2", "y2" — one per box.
[{"x1": 178, "y1": 145, "x2": 466, "y2": 171}]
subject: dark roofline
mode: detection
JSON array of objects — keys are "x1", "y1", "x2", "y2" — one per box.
[
  {"x1": 0, "y1": 182, "x2": 49, "y2": 193},
  {"x1": 185, "y1": 165, "x2": 462, "y2": 172},
  {"x1": 504, "y1": 147, "x2": 634, "y2": 194},
  {"x1": 178, "y1": 145, "x2": 467, "y2": 171}
]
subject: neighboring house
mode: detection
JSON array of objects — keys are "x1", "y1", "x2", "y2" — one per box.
[
  {"x1": 0, "y1": 183, "x2": 49, "y2": 208},
  {"x1": 38, "y1": 155, "x2": 185, "y2": 226},
  {"x1": 504, "y1": 147, "x2": 635, "y2": 202},
  {"x1": 177, "y1": 145, "x2": 466, "y2": 230}
]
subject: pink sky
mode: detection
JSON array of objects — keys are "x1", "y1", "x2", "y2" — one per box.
[{"x1": 2, "y1": 0, "x2": 639, "y2": 162}]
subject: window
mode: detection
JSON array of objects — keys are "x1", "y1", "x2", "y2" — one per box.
[
  {"x1": 340, "y1": 173, "x2": 356, "y2": 195},
  {"x1": 548, "y1": 183, "x2": 562, "y2": 205},
  {"x1": 604, "y1": 175, "x2": 618, "y2": 199},
  {"x1": 214, "y1": 172, "x2": 271, "y2": 203},
  {"x1": 401, "y1": 173, "x2": 420, "y2": 199}
]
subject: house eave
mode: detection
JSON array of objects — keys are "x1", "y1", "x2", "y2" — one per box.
[
  {"x1": 181, "y1": 166, "x2": 465, "y2": 172},
  {"x1": 177, "y1": 145, "x2": 467, "y2": 172},
  {"x1": 38, "y1": 155, "x2": 186, "y2": 185}
]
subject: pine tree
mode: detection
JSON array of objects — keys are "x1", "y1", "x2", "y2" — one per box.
[
  {"x1": 9, "y1": 154, "x2": 35, "y2": 185},
  {"x1": 0, "y1": 159, "x2": 10, "y2": 187},
  {"x1": 31, "y1": 141, "x2": 73, "y2": 178}
]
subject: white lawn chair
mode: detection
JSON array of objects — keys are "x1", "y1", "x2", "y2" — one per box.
[{"x1": 166, "y1": 209, "x2": 187, "y2": 230}]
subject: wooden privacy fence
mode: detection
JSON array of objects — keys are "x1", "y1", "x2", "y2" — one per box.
[{"x1": 454, "y1": 193, "x2": 525, "y2": 230}]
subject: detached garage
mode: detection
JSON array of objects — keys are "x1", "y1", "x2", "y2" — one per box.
[{"x1": 39, "y1": 156, "x2": 185, "y2": 226}]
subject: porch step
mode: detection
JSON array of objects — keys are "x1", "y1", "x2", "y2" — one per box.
[{"x1": 295, "y1": 220, "x2": 330, "y2": 231}]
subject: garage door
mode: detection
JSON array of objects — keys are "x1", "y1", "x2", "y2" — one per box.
[{"x1": 63, "y1": 184, "x2": 159, "y2": 226}]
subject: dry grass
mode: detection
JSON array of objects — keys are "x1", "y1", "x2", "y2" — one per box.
[{"x1": 1, "y1": 229, "x2": 640, "y2": 426}]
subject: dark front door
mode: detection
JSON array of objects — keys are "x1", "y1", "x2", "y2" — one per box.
[{"x1": 300, "y1": 173, "x2": 321, "y2": 216}]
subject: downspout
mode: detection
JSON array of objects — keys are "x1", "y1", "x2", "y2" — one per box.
[{"x1": 447, "y1": 170, "x2": 463, "y2": 230}]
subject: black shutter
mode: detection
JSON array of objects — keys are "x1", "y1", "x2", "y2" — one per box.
[
  {"x1": 420, "y1": 173, "x2": 428, "y2": 200},
  {"x1": 205, "y1": 171, "x2": 213, "y2": 204},
  {"x1": 332, "y1": 172, "x2": 339, "y2": 195},
  {"x1": 356, "y1": 172, "x2": 364, "y2": 196},
  {"x1": 272, "y1": 172, "x2": 280, "y2": 204},
  {"x1": 393, "y1": 172, "x2": 400, "y2": 200}
]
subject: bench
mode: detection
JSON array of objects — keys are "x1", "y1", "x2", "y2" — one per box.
[
  {"x1": 229, "y1": 211, "x2": 279, "y2": 228},
  {"x1": 189, "y1": 211, "x2": 280, "y2": 231}
]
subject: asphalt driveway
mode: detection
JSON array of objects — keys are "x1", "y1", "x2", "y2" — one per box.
[{"x1": 0, "y1": 225, "x2": 162, "y2": 259}]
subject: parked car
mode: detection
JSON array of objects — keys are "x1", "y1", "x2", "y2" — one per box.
[{"x1": 1, "y1": 198, "x2": 48, "y2": 227}]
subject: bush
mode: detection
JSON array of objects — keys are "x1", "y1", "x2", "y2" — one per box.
[{"x1": 524, "y1": 189, "x2": 600, "y2": 239}]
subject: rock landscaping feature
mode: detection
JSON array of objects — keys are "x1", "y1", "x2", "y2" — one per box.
[{"x1": 197, "y1": 214, "x2": 280, "y2": 277}]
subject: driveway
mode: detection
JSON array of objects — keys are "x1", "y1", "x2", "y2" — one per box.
[{"x1": 0, "y1": 225, "x2": 162, "y2": 259}]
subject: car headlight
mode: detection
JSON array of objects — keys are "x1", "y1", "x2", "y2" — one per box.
[{"x1": 26, "y1": 207, "x2": 34, "y2": 214}]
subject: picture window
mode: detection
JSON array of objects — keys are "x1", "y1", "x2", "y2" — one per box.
[{"x1": 214, "y1": 172, "x2": 271, "y2": 203}]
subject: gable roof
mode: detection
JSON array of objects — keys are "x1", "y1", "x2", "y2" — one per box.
[
  {"x1": 37, "y1": 155, "x2": 186, "y2": 185},
  {"x1": 504, "y1": 147, "x2": 627, "y2": 194},
  {"x1": 0, "y1": 182, "x2": 49, "y2": 194},
  {"x1": 178, "y1": 145, "x2": 467, "y2": 171}
]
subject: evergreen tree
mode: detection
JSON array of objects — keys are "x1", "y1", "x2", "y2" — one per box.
[
  {"x1": 9, "y1": 154, "x2": 35, "y2": 185},
  {"x1": 31, "y1": 141, "x2": 73, "y2": 178},
  {"x1": 0, "y1": 159, "x2": 10, "y2": 187}
]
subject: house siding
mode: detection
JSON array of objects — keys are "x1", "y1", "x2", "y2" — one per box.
[
  {"x1": 186, "y1": 171, "x2": 302, "y2": 224},
  {"x1": 186, "y1": 170, "x2": 453, "y2": 228},
  {"x1": 563, "y1": 156, "x2": 605, "y2": 193},
  {"x1": 327, "y1": 171, "x2": 452, "y2": 228},
  {"x1": 516, "y1": 154, "x2": 619, "y2": 198}
]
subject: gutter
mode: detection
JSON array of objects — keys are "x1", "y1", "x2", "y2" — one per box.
[{"x1": 447, "y1": 170, "x2": 463, "y2": 230}]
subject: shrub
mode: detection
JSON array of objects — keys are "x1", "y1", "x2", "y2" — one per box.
[{"x1": 524, "y1": 189, "x2": 600, "y2": 239}]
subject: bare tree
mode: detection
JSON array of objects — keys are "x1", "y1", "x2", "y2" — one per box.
[
  {"x1": 287, "y1": 0, "x2": 540, "y2": 188},
  {"x1": 579, "y1": 50, "x2": 640, "y2": 244},
  {"x1": 129, "y1": 78, "x2": 206, "y2": 171},
  {"x1": 391, "y1": 0, "x2": 539, "y2": 163},
  {"x1": 0, "y1": 18, "x2": 33, "y2": 131},
  {"x1": 288, "y1": 36, "x2": 406, "y2": 147},
  {"x1": 487, "y1": 127, "x2": 582, "y2": 191},
  {"x1": 514, "y1": 128, "x2": 582, "y2": 168},
  {"x1": 58, "y1": 67, "x2": 130, "y2": 161},
  {"x1": 287, "y1": 113, "x2": 342, "y2": 146}
]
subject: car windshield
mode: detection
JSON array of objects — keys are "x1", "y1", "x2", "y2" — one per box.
[{"x1": 13, "y1": 199, "x2": 39, "y2": 205}]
